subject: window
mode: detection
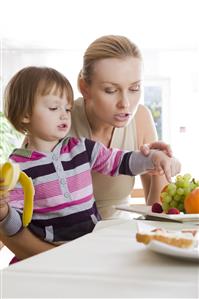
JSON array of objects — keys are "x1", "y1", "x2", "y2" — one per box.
[{"x1": 144, "y1": 78, "x2": 171, "y2": 142}]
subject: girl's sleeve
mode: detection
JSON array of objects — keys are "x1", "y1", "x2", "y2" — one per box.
[
  {"x1": 84, "y1": 138, "x2": 154, "y2": 176},
  {"x1": 0, "y1": 206, "x2": 23, "y2": 236},
  {"x1": 0, "y1": 185, "x2": 24, "y2": 236}
]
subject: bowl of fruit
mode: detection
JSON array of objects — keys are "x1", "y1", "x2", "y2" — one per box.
[{"x1": 152, "y1": 174, "x2": 199, "y2": 215}]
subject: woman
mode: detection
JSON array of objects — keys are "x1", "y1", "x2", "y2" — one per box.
[
  {"x1": 0, "y1": 35, "x2": 171, "y2": 260},
  {"x1": 70, "y1": 35, "x2": 169, "y2": 219}
]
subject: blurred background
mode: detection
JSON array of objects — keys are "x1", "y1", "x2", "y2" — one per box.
[{"x1": 0, "y1": 0, "x2": 199, "y2": 177}]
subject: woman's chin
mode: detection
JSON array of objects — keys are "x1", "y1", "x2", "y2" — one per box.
[{"x1": 113, "y1": 119, "x2": 131, "y2": 128}]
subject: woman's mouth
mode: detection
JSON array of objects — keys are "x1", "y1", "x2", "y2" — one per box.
[{"x1": 114, "y1": 113, "x2": 131, "y2": 122}]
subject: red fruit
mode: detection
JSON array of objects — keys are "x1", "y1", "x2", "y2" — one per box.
[
  {"x1": 167, "y1": 208, "x2": 180, "y2": 214},
  {"x1": 152, "y1": 203, "x2": 163, "y2": 213}
]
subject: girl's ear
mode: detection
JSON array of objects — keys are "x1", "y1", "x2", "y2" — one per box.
[{"x1": 79, "y1": 78, "x2": 90, "y2": 100}]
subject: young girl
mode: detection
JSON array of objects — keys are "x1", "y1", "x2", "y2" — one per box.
[{"x1": 0, "y1": 66, "x2": 181, "y2": 245}]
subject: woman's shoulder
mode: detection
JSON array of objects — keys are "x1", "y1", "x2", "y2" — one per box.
[
  {"x1": 135, "y1": 103, "x2": 152, "y2": 119},
  {"x1": 134, "y1": 104, "x2": 157, "y2": 145},
  {"x1": 134, "y1": 103, "x2": 155, "y2": 126},
  {"x1": 73, "y1": 97, "x2": 84, "y2": 110}
]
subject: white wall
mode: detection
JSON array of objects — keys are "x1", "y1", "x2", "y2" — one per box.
[
  {"x1": 144, "y1": 48, "x2": 199, "y2": 176},
  {"x1": 1, "y1": 0, "x2": 199, "y2": 177}
]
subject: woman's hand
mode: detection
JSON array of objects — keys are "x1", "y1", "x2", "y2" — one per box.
[{"x1": 140, "y1": 141, "x2": 172, "y2": 158}]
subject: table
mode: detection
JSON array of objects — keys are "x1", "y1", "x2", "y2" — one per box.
[{"x1": 1, "y1": 219, "x2": 199, "y2": 298}]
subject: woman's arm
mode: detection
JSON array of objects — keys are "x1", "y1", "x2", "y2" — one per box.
[
  {"x1": 135, "y1": 104, "x2": 168, "y2": 204},
  {"x1": 0, "y1": 228, "x2": 56, "y2": 260}
]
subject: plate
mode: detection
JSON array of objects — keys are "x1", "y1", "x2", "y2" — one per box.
[
  {"x1": 116, "y1": 204, "x2": 199, "y2": 223},
  {"x1": 147, "y1": 240, "x2": 199, "y2": 262},
  {"x1": 136, "y1": 222, "x2": 199, "y2": 262}
]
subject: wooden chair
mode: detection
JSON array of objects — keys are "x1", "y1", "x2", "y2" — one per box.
[{"x1": 0, "y1": 241, "x2": 4, "y2": 250}]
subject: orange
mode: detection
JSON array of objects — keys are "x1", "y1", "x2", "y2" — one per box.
[
  {"x1": 160, "y1": 185, "x2": 168, "y2": 202},
  {"x1": 184, "y1": 187, "x2": 199, "y2": 214}
]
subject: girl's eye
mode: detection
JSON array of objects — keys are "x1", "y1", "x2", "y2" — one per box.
[
  {"x1": 49, "y1": 107, "x2": 57, "y2": 111},
  {"x1": 66, "y1": 109, "x2": 71, "y2": 113}
]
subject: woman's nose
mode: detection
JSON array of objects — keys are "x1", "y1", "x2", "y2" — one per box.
[{"x1": 118, "y1": 94, "x2": 130, "y2": 108}]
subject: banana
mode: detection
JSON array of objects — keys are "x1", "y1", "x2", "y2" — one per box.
[{"x1": 0, "y1": 162, "x2": 34, "y2": 227}]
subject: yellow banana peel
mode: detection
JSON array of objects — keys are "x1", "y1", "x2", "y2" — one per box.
[{"x1": 0, "y1": 162, "x2": 34, "y2": 227}]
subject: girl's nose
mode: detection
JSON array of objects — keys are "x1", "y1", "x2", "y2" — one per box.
[{"x1": 60, "y1": 110, "x2": 68, "y2": 120}]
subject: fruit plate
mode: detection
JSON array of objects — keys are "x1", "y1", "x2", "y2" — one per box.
[
  {"x1": 146, "y1": 240, "x2": 199, "y2": 262},
  {"x1": 116, "y1": 204, "x2": 199, "y2": 223}
]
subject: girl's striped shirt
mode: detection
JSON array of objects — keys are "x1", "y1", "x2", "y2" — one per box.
[{"x1": 9, "y1": 137, "x2": 135, "y2": 243}]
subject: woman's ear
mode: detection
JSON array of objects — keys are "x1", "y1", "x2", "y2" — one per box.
[
  {"x1": 79, "y1": 78, "x2": 90, "y2": 100},
  {"x1": 22, "y1": 115, "x2": 30, "y2": 124}
]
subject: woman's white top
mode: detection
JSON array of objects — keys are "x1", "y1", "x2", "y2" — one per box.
[{"x1": 70, "y1": 97, "x2": 138, "y2": 219}]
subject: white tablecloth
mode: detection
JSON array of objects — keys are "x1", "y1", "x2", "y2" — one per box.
[{"x1": 1, "y1": 219, "x2": 199, "y2": 298}]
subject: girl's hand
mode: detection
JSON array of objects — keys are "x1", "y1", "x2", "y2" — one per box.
[
  {"x1": 0, "y1": 178, "x2": 10, "y2": 220},
  {"x1": 149, "y1": 150, "x2": 181, "y2": 182},
  {"x1": 140, "y1": 141, "x2": 172, "y2": 158}
]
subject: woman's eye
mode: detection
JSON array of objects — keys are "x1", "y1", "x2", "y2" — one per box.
[
  {"x1": 49, "y1": 107, "x2": 57, "y2": 111},
  {"x1": 130, "y1": 85, "x2": 140, "y2": 92},
  {"x1": 66, "y1": 109, "x2": 71, "y2": 113},
  {"x1": 105, "y1": 89, "x2": 117, "y2": 94}
]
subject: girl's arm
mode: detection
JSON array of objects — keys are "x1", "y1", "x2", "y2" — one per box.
[
  {"x1": 0, "y1": 178, "x2": 56, "y2": 260},
  {"x1": 0, "y1": 228, "x2": 56, "y2": 260},
  {"x1": 135, "y1": 104, "x2": 168, "y2": 204}
]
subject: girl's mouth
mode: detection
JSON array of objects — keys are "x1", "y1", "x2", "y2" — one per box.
[{"x1": 58, "y1": 124, "x2": 68, "y2": 130}]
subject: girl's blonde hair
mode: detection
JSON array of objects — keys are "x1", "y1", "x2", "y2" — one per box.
[
  {"x1": 78, "y1": 35, "x2": 142, "y2": 88},
  {"x1": 4, "y1": 66, "x2": 74, "y2": 134}
]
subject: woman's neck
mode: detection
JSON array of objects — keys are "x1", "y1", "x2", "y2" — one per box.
[{"x1": 85, "y1": 105, "x2": 114, "y2": 147}]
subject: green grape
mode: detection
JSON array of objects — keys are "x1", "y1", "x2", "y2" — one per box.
[
  {"x1": 167, "y1": 183, "x2": 176, "y2": 195},
  {"x1": 176, "y1": 188, "x2": 184, "y2": 195},
  {"x1": 176, "y1": 178, "x2": 185, "y2": 188},
  {"x1": 161, "y1": 173, "x2": 199, "y2": 213},
  {"x1": 162, "y1": 201, "x2": 169, "y2": 212},
  {"x1": 174, "y1": 194, "x2": 181, "y2": 202},
  {"x1": 184, "y1": 187, "x2": 191, "y2": 196},
  {"x1": 161, "y1": 192, "x2": 168, "y2": 199},
  {"x1": 183, "y1": 173, "x2": 192, "y2": 182},
  {"x1": 190, "y1": 182, "x2": 196, "y2": 191},
  {"x1": 164, "y1": 195, "x2": 172, "y2": 203}
]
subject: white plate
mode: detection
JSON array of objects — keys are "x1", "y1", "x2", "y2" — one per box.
[
  {"x1": 116, "y1": 204, "x2": 199, "y2": 223},
  {"x1": 147, "y1": 240, "x2": 199, "y2": 262}
]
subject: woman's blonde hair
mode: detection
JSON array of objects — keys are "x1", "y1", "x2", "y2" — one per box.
[
  {"x1": 78, "y1": 35, "x2": 142, "y2": 88},
  {"x1": 4, "y1": 66, "x2": 74, "y2": 134}
]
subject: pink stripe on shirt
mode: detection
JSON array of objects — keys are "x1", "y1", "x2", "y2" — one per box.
[
  {"x1": 60, "y1": 137, "x2": 79, "y2": 154},
  {"x1": 67, "y1": 170, "x2": 92, "y2": 193},
  {"x1": 34, "y1": 193, "x2": 93, "y2": 213},
  {"x1": 93, "y1": 147, "x2": 123, "y2": 175},
  {"x1": 11, "y1": 152, "x2": 46, "y2": 162},
  {"x1": 34, "y1": 180, "x2": 62, "y2": 200}
]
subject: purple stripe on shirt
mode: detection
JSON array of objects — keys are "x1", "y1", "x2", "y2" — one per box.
[
  {"x1": 119, "y1": 152, "x2": 132, "y2": 175},
  {"x1": 85, "y1": 138, "x2": 96, "y2": 161},
  {"x1": 31, "y1": 202, "x2": 100, "y2": 226},
  {"x1": 24, "y1": 163, "x2": 56, "y2": 179},
  {"x1": 62, "y1": 151, "x2": 89, "y2": 170}
]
